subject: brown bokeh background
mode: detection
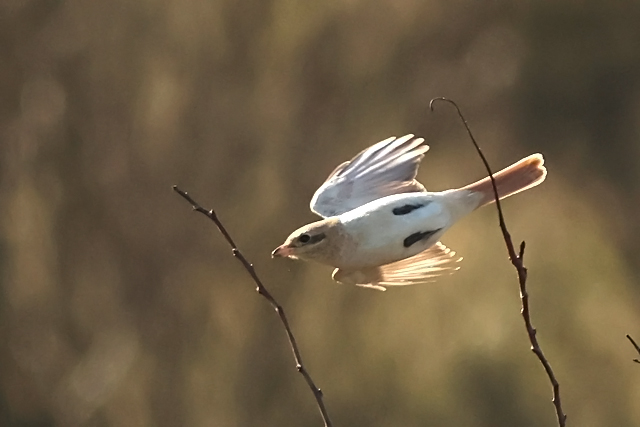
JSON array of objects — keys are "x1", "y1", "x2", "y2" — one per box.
[{"x1": 2, "y1": 1, "x2": 640, "y2": 426}]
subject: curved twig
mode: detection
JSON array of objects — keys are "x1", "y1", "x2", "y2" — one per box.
[
  {"x1": 626, "y1": 334, "x2": 640, "y2": 363},
  {"x1": 173, "y1": 186, "x2": 332, "y2": 427},
  {"x1": 430, "y1": 97, "x2": 567, "y2": 427}
]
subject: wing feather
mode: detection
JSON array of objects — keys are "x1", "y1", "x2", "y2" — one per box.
[
  {"x1": 332, "y1": 242, "x2": 462, "y2": 291},
  {"x1": 310, "y1": 135, "x2": 429, "y2": 217}
]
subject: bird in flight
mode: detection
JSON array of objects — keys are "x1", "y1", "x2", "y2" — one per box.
[{"x1": 272, "y1": 134, "x2": 546, "y2": 290}]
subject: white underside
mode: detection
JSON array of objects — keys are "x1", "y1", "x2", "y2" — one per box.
[{"x1": 335, "y1": 190, "x2": 482, "y2": 268}]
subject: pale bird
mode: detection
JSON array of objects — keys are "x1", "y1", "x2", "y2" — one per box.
[{"x1": 272, "y1": 135, "x2": 546, "y2": 290}]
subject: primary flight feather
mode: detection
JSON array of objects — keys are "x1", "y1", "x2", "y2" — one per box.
[{"x1": 272, "y1": 134, "x2": 546, "y2": 290}]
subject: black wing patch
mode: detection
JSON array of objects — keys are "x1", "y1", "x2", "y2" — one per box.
[
  {"x1": 403, "y1": 229, "x2": 441, "y2": 248},
  {"x1": 392, "y1": 202, "x2": 428, "y2": 216}
]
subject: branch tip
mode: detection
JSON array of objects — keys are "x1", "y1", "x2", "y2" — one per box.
[
  {"x1": 626, "y1": 334, "x2": 640, "y2": 363},
  {"x1": 437, "y1": 98, "x2": 566, "y2": 427},
  {"x1": 174, "y1": 188, "x2": 333, "y2": 427}
]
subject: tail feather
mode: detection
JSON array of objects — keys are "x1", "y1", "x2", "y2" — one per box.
[{"x1": 461, "y1": 154, "x2": 546, "y2": 208}]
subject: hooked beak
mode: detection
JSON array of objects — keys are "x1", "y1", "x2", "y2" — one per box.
[{"x1": 271, "y1": 244, "x2": 293, "y2": 258}]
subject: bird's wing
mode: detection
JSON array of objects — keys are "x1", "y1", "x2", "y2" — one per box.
[
  {"x1": 310, "y1": 134, "x2": 429, "y2": 217},
  {"x1": 332, "y1": 242, "x2": 462, "y2": 291}
]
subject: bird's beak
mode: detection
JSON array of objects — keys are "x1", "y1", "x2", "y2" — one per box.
[{"x1": 271, "y1": 244, "x2": 293, "y2": 258}]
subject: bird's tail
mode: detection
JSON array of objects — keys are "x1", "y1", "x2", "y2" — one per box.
[{"x1": 461, "y1": 154, "x2": 547, "y2": 208}]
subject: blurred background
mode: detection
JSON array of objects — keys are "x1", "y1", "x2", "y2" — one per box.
[{"x1": 2, "y1": 0, "x2": 640, "y2": 426}]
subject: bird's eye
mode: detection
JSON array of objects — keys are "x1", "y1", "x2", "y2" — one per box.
[{"x1": 299, "y1": 233, "x2": 311, "y2": 244}]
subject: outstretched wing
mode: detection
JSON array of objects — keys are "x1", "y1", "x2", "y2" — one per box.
[
  {"x1": 310, "y1": 134, "x2": 429, "y2": 217},
  {"x1": 332, "y1": 242, "x2": 462, "y2": 291}
]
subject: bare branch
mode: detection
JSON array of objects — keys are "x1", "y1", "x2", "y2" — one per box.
[
  {"x1": 626, "y1": 334, "x2": 640, "y2": 364},
  {"x1": 430, "y1": 98, "x2": 567, "y2": 427},
  {"x1": 173, "y1": 186, "x2": 332, "y2": 427}
]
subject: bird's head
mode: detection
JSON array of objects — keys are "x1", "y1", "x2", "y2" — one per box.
[{"x1": 271, "y1": 218, "x2": 343, "y2": 265}]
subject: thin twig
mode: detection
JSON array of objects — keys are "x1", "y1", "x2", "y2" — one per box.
[
  {"x1": 430, "y1": 98, "x2": 567, "y2": 427},
  {"x1": 626, "y1": 334, "x2": 640, "y2": 363},
  {"x1": 173, "y1": 186, "x2": 332, "y2": 427}
]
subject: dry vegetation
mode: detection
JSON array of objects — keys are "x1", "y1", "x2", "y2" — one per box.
[{"x1": 2, "y1": 1, "x2": 640, "y2": 426}]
